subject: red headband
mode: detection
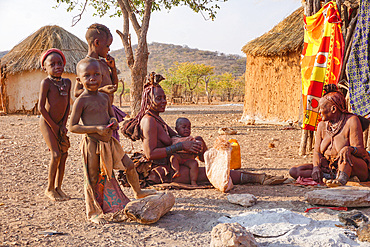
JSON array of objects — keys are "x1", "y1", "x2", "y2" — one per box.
[{"x1": 40, "y1": 48, "x2": 66, "y2": 68}]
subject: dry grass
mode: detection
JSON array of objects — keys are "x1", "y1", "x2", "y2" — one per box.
[
  {"x1": 242, "y1": 7, "x2": 304, "y2": 56},
  {"x1": 1, "y1": 25, "x2": 87, "y2": 75}
]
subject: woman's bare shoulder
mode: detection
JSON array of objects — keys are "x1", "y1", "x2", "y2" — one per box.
[{"x1": 141, "y1": 114, "x2": 157, "y2": 127}]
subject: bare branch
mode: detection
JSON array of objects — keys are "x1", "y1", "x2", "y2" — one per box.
[
  {"x1": 122, "y1": 0, "x2": 142, "y2": 36},
  {"x1": 71, "y1": 0, "x2": 88, "y2": 27}
]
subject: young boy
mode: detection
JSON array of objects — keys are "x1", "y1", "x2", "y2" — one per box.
[
  {"x1": 170, "y1": 118, "x2": 207, "y2": 186},
  {"x1": 70, "y1": 58, "x2": 154, "y2": 224},
  {"x1": 38, "y1": 48, "x2": 71, "y2": 201},
  {"x1": 74, "y1": 23, "x2": 126, "y2": 141}
]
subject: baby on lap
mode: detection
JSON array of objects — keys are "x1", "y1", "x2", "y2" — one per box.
[{"x1": 170, "y1": 118, "x2": 207, "y2": 186}]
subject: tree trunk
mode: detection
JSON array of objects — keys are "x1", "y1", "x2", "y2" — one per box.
[
  {"x1": 116, "y1": 0, "x2": 152, "y2": 117},
  {"x1": 204, "y1": 77, "x2": 211, "y2": 104}
]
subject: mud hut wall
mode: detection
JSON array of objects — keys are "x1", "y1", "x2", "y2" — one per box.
[
  {"x1": 242, "y1": 51, "x2": 301, "y2": 122},
  {"x1": 5, "y1": 71, "x2": 77, "y2": 113}
]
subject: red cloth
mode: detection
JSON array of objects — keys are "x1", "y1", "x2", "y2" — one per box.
[
  {"x1": 295, "y1": 176, "x2": 321, "y2": 186},
  {"x1": 40, "y1": 48, "x2": 66, "y2": 68},
  {"x1": 305, "y1": 207, "x2": 347, "y2": 213}
]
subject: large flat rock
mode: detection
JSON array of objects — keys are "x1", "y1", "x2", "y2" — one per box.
[{"x1": 306, "y1": 187, "x2": 370, "y2": 207}]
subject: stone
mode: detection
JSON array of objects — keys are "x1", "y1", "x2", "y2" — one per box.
[
  {"x1": 338, "y1": 210, "x2": 368, "y2": 228},
  {"x1": 227, "y1": 194, "x2": 257, "y2": 207},
  {"x1": 357, "y1": 223, "x2": 370, "y2": 242},
  {"x1": 124, "y1": 192, "x2": 175, "y2": 225},
  {"x1": 210, "y1": 223, "x2": 257, "y2": 247},
  {"x1": 305, "y1": 187, "x2": 370, "y2": 207},
  {"x1": 218, "y1": 127, "x2": 237, "y2": 135}
]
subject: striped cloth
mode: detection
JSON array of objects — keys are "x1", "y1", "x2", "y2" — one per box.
[
  {"x1": 347, "y1": 0, "x2": 370, "y2": 116},
  {"x1": 301, "y1": 2, "x2": 344, "y2": 131}
]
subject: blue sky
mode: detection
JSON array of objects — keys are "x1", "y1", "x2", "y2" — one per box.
[{"x1": 0, "y1": 0, "x2": 301, "y2": 56}]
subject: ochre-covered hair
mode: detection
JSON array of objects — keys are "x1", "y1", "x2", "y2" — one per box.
[
  {"x1": 322, "y1": 84, "x2": 348, "y2": 113},
  {"x1": 135, "y1": 72, "x2": 165, "y2": 121},
  {"x1": 85, "y1": 23, "x2": 112, "y2": 45}
]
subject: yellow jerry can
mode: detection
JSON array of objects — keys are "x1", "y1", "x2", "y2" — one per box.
[{"x1": 228, "y1": 139, "x2": 241, "y2": 170}]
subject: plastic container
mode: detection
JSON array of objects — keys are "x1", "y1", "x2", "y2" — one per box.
[{"x1": 228, "y1": 139, "x2": 241, "y2": 170}]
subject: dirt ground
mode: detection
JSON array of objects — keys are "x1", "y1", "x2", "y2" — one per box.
[{"x1": 1, "y1": 104, "x2": 369, "y2": 246}]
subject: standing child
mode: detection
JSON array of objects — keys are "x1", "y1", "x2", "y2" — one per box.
[
  {"x1": 170, "y1": 118, "x2": 207, "y2": 186},
  {"x1": 38, "y1": 48, "x2": 71, "y2": 201},
  {"x1": 70, "y1": 58, "x2": 154, "y2": 224},
  {"x1": 74, "y1": 23, "x2": 126, "y2": 141}
]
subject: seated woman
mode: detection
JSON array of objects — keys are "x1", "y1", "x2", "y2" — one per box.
[
  {"x1": 120, "y1": 72, "x2": 284, "y2": 187},
  {"x1": 289, "y1": 85, "x2": 370, "y2": 187}
]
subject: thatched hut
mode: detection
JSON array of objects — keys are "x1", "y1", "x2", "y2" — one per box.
[
  {"x1": 0, "y1": 25, "x2": 87, "y2": 114},
  {"x1": 241, "y1": 7, "x2": 304, "y2": 123}
]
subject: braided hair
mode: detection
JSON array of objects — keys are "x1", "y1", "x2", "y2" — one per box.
[{"x1": 135, "y1": 72, "x2": 165, "y2": 122}]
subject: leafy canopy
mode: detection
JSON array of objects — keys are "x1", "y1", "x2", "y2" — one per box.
[{"x1": 55, "y1": 0, "x2": 228, "y2": 20}]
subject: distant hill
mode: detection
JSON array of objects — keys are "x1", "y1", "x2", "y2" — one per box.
[
  {"x1": 0, "y1": 50, "x2": 8, "y2": 59},
  {"x1": 110, "y1": 42, "x2": 246, "y2": 82}
]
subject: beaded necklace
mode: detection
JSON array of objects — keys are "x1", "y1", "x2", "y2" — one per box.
[{"x1": 48, "y1": 75, "x2": 68, "y2": 96}]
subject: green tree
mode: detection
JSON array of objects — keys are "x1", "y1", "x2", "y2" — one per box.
[
  {"x1": 217, "y1": 72, "x2": 234, "y2": 101},
  {"x1": 170, "y1": 62, "x2": 214, "y2": 103},
  {"x1": 54, "y1": 0, "x2": 227, "y2": 115}
]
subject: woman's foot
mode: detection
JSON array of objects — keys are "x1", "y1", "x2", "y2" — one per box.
[
  {"x1": 324, "y1": 171, "x2": 349, "y2": 187},
  {"x1": 190, "y1": 181, "x2": 198, "y2": 187},
  {"x1": 45, "y1": 189, "x2": 63, "y2": 201},
  {"x1": 91, "y1": 216, "x2": 107, "y2": 225},
  {"x1": 262, "y1": 175, "x2": 287, "y2": 185},
  {"x1": 323, "y1": 178, "x2": 343, "y2": 187},
  {"x1": 134, "y1": 189, "x2": 157, "y2": 199},
  {"x1": 172, "y1": 171, "x2": 180, "y2": 179},
  {"x1": 56, "y1": 187, "x2": 70, "y2": 200}
]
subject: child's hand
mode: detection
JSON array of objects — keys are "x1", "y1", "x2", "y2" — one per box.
[
  {"x1": 96, "y1": 126, "x2": 110, "y2": 136},
  {"x1": 105, "y1": 54, "x2": 116, "y2": 69},
  {"x1": 51, "y1": 124, "x2": 60, "y2": 138},
  {"x1": 59, "y1": 125, "x2": 68, "y2": 135},
  {"x1": 99, "y1": 84, "x2": 117, "y2": 94},
  {"x1": 108, "y1": 118, "x2": 119, "y2": 130}
]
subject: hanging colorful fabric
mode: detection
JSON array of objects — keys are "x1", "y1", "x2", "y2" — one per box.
[
  {"x1": 347, "y1": 0, "x2": 370, "y2": 116},
  {"x1": 301, "y1": 2, "x2": 344, "y2": 131}
]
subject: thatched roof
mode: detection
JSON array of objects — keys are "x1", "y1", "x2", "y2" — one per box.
[
  {"x1": 242, "y1": 7, "x2": 304, "y2": 57},
  {"x1": 1, "y1": 25, "x2": 87, "y2": 75}
]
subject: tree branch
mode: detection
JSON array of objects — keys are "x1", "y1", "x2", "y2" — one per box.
[
  {"x1": 71, "y1": 0, "x2": 88, "y2": 27},
  {"x1": 122, "y1": 0, "x2": 142, "y2": 36},
  {"x1": 134, "y1": 0, "x2": 152, "y2": 69},
  {"x1": 117, "y1": 0, "x2": 134, "y2": 69}
]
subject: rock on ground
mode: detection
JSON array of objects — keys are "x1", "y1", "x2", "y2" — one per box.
[
  {"x1": 227, "y1": 193, "x2": 257, "y2": 207},
  {"x1": 357, "y1": 223, "x2": 370, "y2": 242},
  {"x1": 124, "y1": 192, "x2": 175, "y2": 224},
  {"x1": 306, "y1": 187, "x2": 370, "y2": 207},
  {"x1": 210, "y1": 223, "x2": 257, "y2": 247}
]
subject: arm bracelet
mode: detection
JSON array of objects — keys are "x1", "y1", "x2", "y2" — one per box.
[
  {"x1": 110, "y1": 117, "x2": 118, "y2": 123},
  {"x1": 351, "y1": 146, "x2": 358, "y2": 155},
  {"x1": 165, "y1": 142, "x2": 183, "y2": 156}
]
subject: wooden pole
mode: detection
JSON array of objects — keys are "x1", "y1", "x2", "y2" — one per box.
[
  {"x1": 306, "y1": 0, "x2": 313, "y2": 16},
  {"x1": 307, "y1": 130, "x2": 314, "y2": 153},
  {"x1": 339, "y1": 13, "x2": 358, "y2": 81},
  {"x1": 299, "y1": 129, "x2": 309, "y2": 156},
  {"x1": 313, "y1": 0, "x2": 321, "y2": 14}
]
